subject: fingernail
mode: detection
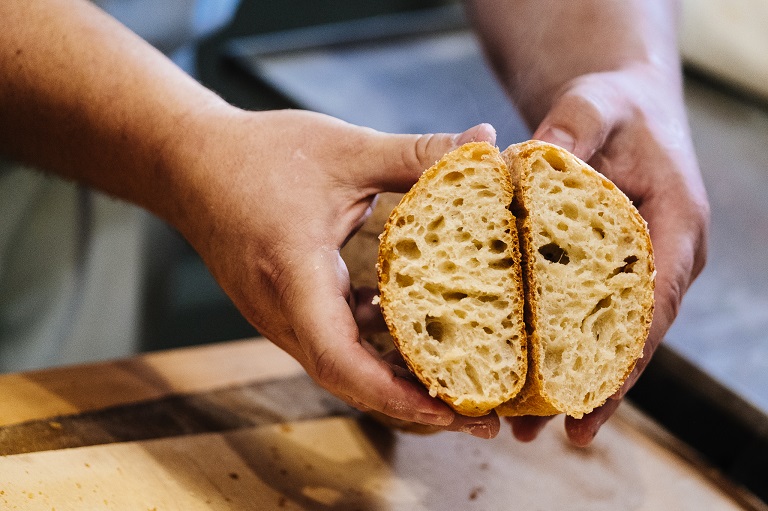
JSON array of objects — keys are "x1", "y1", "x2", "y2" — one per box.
[
  {"x1": 460, "y1": 422, "x2": 494, "y2": 439},
  {"x1": 415, "y1": 412, "x2": 453, "y2": 427},
  {"x1": 539, "y1": 126, "x2": 575, "y2": 153},
  {"x1": 456, "y1": 123, "x2": 496, "y2": 146}
]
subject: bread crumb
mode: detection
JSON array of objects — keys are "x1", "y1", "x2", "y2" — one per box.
[{"x1": 371, "y1": 295, "x2": 380, "y2": 305}]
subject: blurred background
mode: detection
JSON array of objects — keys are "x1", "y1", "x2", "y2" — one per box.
[{"x1": 1, "y1": 0, "x2": 765, "y2": 498}]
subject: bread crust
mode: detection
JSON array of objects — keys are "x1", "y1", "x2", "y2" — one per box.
[{"x1": 496, "y1": 141, "x2": 655, "y2": 418}]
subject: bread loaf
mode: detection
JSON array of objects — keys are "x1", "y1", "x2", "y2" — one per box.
[
  {"x1": 377, "y1": 140, "x2": 654, "y2": 419},
  {"x1": 377, "y1": 142, "x2": 528, "y2": 417},
  {"x1": 496, "y1": 141, "x2": 654, "y2": 418}
]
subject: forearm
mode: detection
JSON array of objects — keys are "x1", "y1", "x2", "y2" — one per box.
[
  {"x1": 466, "y1": 0, "x2": 683, "y2": 126},
  {"x1": 0, "y1": 0, "x2": 228, "y2": 224}
]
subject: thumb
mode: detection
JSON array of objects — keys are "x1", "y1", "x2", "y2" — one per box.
[
  {"x1": 533, "y1": 82, "x2": 625, "y2": 162},
  {"x1": 367, "y1": 123, "x2": 496, "y2": 192}
]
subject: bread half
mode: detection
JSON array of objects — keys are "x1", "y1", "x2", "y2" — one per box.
[
  {"x1": 377, "y1": 142, "x2": 528, "y2": 417},
  {"x1": 496, "y1": 141, "x2": 654, "y2": 418}
]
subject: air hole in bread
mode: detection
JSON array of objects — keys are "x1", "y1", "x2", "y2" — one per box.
[
  {"x1": 425, "y1": 233, "x2": 440, "y2": 245},
  {"x1": 412, "y1": 322, "x2": 422, "y2": 334},
  {"x1": 454, "y1": 309, "x2": 467, "y2": 319},
  {"x1": 478, "y1": 295, "x2": 500, "y2": 303},
  {"x1": 586, "y1": 295, "x2": 613, "y2": 318},
  {"x1": 478, "y1": 189, "x2": 495, "y2": 198},
  {"x1": 469, "y1": 257, "x2": 480, "y2": 268},
  {"x1": 562, "y1": 203, "x2": 578, "y2": 220},
  {"x1": 406, "y1": 214, "x2": 415, "y2": 223},
  {"x1": 549, "y1": 185, "x2": 563, "y2": 194},
  {"x1": 538, "y1": 242, "x2": 570, "y2": 265},
  {"x1": 489, "y1": 239, "x2": 508, "y2": 253},
  {"x1": 427, "y1": 215, "x2": 445, "y2": 231},
  {"x1": 395, "y1": 273, "x2": 414, "y2": 287},
  {"x1": 489, "y1": 257, "x2": 515, "y2": 270},
  {"x1": 442, "y1": 291, "x2": 468, "y2": 302},
  {"x1": 452, "y1": 198, "x2": 464, "y2": 206},
  {"x1": 592, "y1": 226, "x2": 605, "y2": 239},
  {"x1": 543, "y1": 151, "x2": 566, "y2": 171},
  {"x1": 425, "y1": 315, "x2": 445, "y2": 342},
  {"x1": 483, "y1": 326, "x2": 494, "y2": 335},
  {"x1": 395, "y1": 239, "x2": 421, "y2": 259},
  {"x1": 557, "y1": 222, "x2": 568, "y2": 232},
  {"x1": 464, "y1": 362, "x2": 483, "y2": 393},
  {"x1": 457, "y1": 231, "x2": 472, "y2": 242},
  {"x1": 618, "y1": 255, "x2": 638, "y2": 274},
  {"x1": 395, "y1": 217, "x2": 406, "y2": 227},
  {"x1": 563, "y1": 177, "x2": 584, "y2": 189},
  {"x1": 545, "y1": 347, "x2": 563, "y2": 368},
  {"x1": 439, "y1": 261, "x2": 457, "y2": 273},
  {"x1": 472, "y1": 239, "x2": 483, "y2": 250},
  {"x1": 443, "y1": 171, "x2": 465, "y2": 184}
]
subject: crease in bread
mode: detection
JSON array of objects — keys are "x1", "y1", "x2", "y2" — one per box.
[{"x1": 377, "y1": 140, "x2": 654, "y2": 419}]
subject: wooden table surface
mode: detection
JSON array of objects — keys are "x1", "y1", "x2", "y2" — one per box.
[{"x1": 0, "y1": 338, "x2": 762, "y2": 510}]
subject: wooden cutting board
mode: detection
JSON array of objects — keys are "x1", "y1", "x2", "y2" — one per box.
[{"x1": 0, "y1": 338, "x2": 761, "y2": 510}]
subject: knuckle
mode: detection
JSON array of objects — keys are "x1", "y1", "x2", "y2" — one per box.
[
  {"x1": 403, "y1": 134, "x2": 435, "y2": 172},
  {"x1": 312, "y1": 347, "x2": 344, "y2": 390}
]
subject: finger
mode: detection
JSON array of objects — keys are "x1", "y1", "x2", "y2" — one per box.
[
  {"x1": 366, "y1": 123, "x2": 497, "y2": 192},
  {"x1": 446, "y1": 411, "x2": 500, "y2": 439},
  {"x1": 564, "y1": 396, "x2": 622, "y2": 447},
  {"x1": 286, "y1": 249, "x2": 455, "y2": 426},
  {"x1": 506, "y1": 415, "x2": 557, "y2": 442},
  {"x1": 533, "y1": 81, "x2": 626, "y2": 162}
]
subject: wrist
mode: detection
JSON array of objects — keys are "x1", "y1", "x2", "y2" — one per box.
[{"x1": 151, "y1": 99, "x2": 244, "y2": 240}]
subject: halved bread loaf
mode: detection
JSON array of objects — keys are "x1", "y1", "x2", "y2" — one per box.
[
  {"x1": 377, "y1": 142, "x2": 528, "y2": 417},
  {"x1": 377, "y1": 140, "x2": 654, "y2": 419},
  {"x1": 496, "y1": 141, "x2": 654, "y2": 418}
]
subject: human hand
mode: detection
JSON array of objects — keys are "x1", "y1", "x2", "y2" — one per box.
[
  {"x1": 507, "y1": 65, "x2": 710, "y2": 445},
  {"x1": 169, "y1": 107, "x2": 501, "y2": 438}
]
